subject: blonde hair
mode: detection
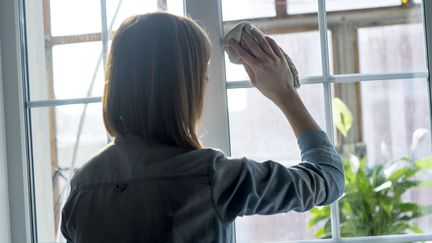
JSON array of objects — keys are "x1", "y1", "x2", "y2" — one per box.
[{"x1": 103, "y1": 12, "x2": 211, "y2": 150}]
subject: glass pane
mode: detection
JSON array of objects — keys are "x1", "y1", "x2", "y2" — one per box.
[
  {"x1": 225, "y1": 30, "x2": 330, "y2": 82},
  {"x1": 330, "y1": 3, "x2": 426, "y2": 74},
  {"x1": 223, "y1": 1, "x2": 326, "y2": 82},
  {"x1": 358, "y1": 24, "x2": 427, "y2": 73},
  {"x1": 106, "y1": 0, "x2": 158, "y2": 31},
  {"x1": 228, "y1": 84, "x2": 327, "y2": 241},
  {"x1": 328, "y1": 79, "x2": 432, "y2": 238},
  {"x1": 167, "y1": 0, "x2": 185, "y2": 16},
  {"x1": 287, "y1": 0, "x2": 400, "y2": 15},
  {"x1": 50, "y1": 0, "x2": 102, "y2": 36},
  {"x1": 107, "y1": 0, "x2": 184, "y2": 31},
  {"x1": 51, "y1": 42, "x2": 105, "y2": 99},
  {"x1": 236, "y1": 208, "x2": 330, "y2": 242},
  {"x1": 32, "y1": 103, "x2": 108, "y2": 242},
  {"x1": 28, "y1": 0, "x2": 185, "y2": 101},
  {"x1": 221, "y1": 0, "x2": 276, "y2": 21}
]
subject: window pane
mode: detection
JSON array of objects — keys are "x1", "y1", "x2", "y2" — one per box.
[
  {"x1": 221, "y1": 0, "x2": 276, "y2": 21},
  {"x1": 106, "y1": 0, "x2": 158, "y2": 31},
  {"x1": 228, "y1": 84, "x2": 327, "y2": 241},
  {"x1": 223, "y1": 1, "x2": 327, "y2": 82},
  {"x1": 287, "y1": 0, "x2": 400, "y2": 15},
  {"x1": 330, "y1": 4, "x2": 426, "y2": 75},
  {"x1": 52, "y1": 42, "x2": 105, "y2": 99},
  {"x1": 225, "y1": 30, "x2": 330, "y2": 82},
  {"x1": 107, "y1": 0, "x2": 185, "y2": 31},
  {"x1": 31, "y1": 103, "x2": 108, "y2": 242},
  {"x1": 328, "y1": 79, "x2": 432, "y2": 238},
  {"x1": 50, "y1": 0, "x2": 102, "y2": 36},
  {"x1": 167, "y1": 0, "x2": 185, "y2": 16},
  {"x1": 28, "y1": 0, "x2": 185, "y2": 101},
  {"x1": 358, "y1": 24, "x2": 427, "y2": 74},
  {"x1": 236, "y1": 208, "x2": 330, "y2": 242}
]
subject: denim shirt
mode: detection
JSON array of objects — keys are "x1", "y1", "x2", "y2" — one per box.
[{"x1": 61, "y1": 130, "x2": 344, "y2": 243}]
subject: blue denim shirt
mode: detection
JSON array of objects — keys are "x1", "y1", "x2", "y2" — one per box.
[{"x1": 61, "y1": 130, "x2": 344, "y2": 243}]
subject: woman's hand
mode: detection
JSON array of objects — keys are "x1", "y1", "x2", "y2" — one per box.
[
  {"x1": 228, "y1": 29, "x2": 296, "y2": 103},
  {"x1": 229, "y1": 28, "x2": 321, "y2": 137}
]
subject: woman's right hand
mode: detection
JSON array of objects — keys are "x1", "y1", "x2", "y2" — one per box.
[
  {"x1": 229, "y1": 28, "x2": 321, "y2": 137},
  {"x1": 228, "y1": 29, "x2": 296, "y2": 103}
]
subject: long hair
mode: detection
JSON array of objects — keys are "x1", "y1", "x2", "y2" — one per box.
[{"x1": 102, "y1": 12, "x2": 211, "y2": 150}]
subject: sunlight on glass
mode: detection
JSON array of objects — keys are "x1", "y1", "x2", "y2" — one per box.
[
  {"x1": 227, "y1": 89, "x2": 247, "y2": 112},
  {"x1": 228, "y1": 85, "x2": 327, "y2": 242},
  {"x1": 222, "y1": 0, "x2": 275, "y2": 21},
  {"x1": 50, "y1": 0, "x2": 101, "y2": 36},
  {"x1": 358, "y1": 24, "x2": 427, "y2": 74},
  {"x1": 287, "y1": 0, "x2": 400, "y2": 14},
  {"x1": 228, "y1": 84, "x2": 325, "y2": 165},
  {"x1": 52, "y1": 42, "x2": 104, "y2": 98},
  {"x1": 225, "y1": 31, "x2": 327, "y2": 82},
  {"x1": 167, "y1": 0, "x2": 184, "y2": 16},
  {"x1": 107, "y1": 0, "x2": 158, "y2": 31}
]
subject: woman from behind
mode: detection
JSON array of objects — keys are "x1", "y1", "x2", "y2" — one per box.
[{"x1": 61, "y1": 12, "x2": 344, "y2": 243}]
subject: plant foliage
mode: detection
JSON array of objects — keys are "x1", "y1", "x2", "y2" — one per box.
[{"x1": 309, "y1": 98, "x2": 432, "y2": 238}]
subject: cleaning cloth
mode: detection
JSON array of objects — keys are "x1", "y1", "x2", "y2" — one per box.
[{"x1": 223, "y1": 21, "x2": 300, "y2": 89}]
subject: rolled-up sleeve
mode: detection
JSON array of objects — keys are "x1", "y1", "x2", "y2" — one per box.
[{"x1": 209, "y1": 130, "x2": 345, "y2": 222}]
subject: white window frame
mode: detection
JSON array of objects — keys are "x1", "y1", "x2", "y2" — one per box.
[{"x1": 1, "y1": 0, "x2": 431, "y2": 242}]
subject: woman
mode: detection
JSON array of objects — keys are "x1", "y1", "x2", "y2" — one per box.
[{"x1": 61, "y1": 12, "x2": 344, "y2": 243}]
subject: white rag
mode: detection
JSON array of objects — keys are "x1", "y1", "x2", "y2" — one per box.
[{"x1": 223, "y1": 21, "x2": 300, "y2": 89}]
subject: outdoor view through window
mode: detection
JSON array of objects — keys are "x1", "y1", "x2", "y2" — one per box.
[{"x1": 23, "y1": 0, "x2": 431, "y2": 242}]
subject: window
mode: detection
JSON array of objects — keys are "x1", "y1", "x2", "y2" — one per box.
[
  {"x1": 2, "y1": 0, "x2": 431, "y2": 242},
  {"x1": 221, "y1": 0, "x2": 432, "y2": 242}
]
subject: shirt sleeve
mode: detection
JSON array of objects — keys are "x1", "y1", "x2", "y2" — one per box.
[{"x1": 209, "y1": 130, "x2": 345, "y2": 222}]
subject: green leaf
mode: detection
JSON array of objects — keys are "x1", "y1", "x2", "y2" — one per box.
[
  {"x1": 409, "y1": 225, "x2": 423, "y2": 234},
  {"x1": 388, "y1": 166, "x2": 419, "y2": 183},
  {"x1": 314, "y1": 226, "x2": 325, "y2": 237},
  {"x1": 398, "y1": 202, "x2": 420, "y2": 213},
  {"x1": 332, "y1": 97, "x2": 353, "y2": 137},
  {"x1": 414, "y1": 156, "x2": 432, "y2": 170}
]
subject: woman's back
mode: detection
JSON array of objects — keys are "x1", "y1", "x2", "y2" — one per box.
[
  {"x1": 61, "y1": 136, "x2": 234, "y2": 243},
  {"x1": 61, "y1": 131, "x2": 344, "y2": 243}
]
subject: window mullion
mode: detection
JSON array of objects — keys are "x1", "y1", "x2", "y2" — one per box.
[
  {"x1": 318, "y1": 0, "x2": 341, "y2": 241},
  {"x1": 184, "y1": 0, "x2": 230, "y2": 154}
]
